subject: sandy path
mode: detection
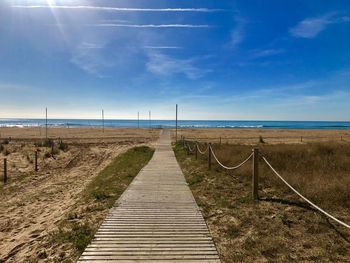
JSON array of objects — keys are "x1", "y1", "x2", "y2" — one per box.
[{"x1": 0, "y1": 143, "x2": 135, "y2": 262}]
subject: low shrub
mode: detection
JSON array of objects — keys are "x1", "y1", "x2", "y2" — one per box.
[{"x1": 58, "y1": 140, "x2": 68, "y2": 151}]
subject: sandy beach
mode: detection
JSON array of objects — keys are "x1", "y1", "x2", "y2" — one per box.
[
  {"x1": 175, "y1": 128, "x2": 350, "y2": 144},
  {"x1": 1, "y1": 126, "x2": 350, "y2": 261},
  {"x1": 0, "y1": 127, "x2": 159, "y2": 262}
]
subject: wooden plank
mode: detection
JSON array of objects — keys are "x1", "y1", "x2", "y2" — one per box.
[{"x1": 78, "y1": 130, "x2": 221, "y2": 262}]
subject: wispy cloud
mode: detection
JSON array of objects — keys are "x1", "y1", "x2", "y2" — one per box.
[
  {"x1": 249, "y1": 48, "x2": 284, "y2": 59},
  {"x1": 92, "y1": 24, "x2": 211, "y2": 28},
  {"x1": 290, "y1": 14, "x2": 333, "y2": 38},
  {"x1": 70, "y1": 42, "x2": 113, "y2": 77},
  {"x1": 230, "y1": 16, "x2": 246, "y2": 48},
  {"x1": 80, "y1": 42, "x2": 104, "y2": 49},
  {"x1": 341, "y1": 16, "x2": 350, "y2": 22},
  {"x1": 144, "y1": 46, "x2": 182, "y2": 49},
  {"x1": 12, "y1": 5, "x2": 223, "y2": 12},
  {"x1": 146, "y1": 52, "x2": 209, "y2": 79},
  {"x1": 290, "y1": 13, "x2": 350, "y2": 39}
]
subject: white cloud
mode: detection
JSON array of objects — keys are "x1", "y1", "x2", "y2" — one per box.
[
  {"x1": 146, "y1": 52, "x2": 208, "y2": 80},
  {"x1": 290, "y1": 15, "x2": 332, "y2": 38},
  {"x1": 230, "y1": 16, "x2": 246, "y2": 48},
  {"x1": 144, "y1": 46, "x2": 182, "y2": 49},
  {"x1": 80, "y1": 42, "x2": 104, "y2": 49},
  {"x1": 93, "y1": 24, "x2": 210, "y2": 28},
  {"x1": 290, "y1": 13, "x2": 350, "y2": 39},
  {"x1": 70, "y1": 42, "x2": 113, "y2": 77},
  {"x1": 249, "y1": 48, "x2": 284, "y2": 59},
  {"x1": 341, "y1": 16, "x2": 350, "y2": 22},
  {"x1": 12, "y1": 5, "x2": 222, "y2": 12}
]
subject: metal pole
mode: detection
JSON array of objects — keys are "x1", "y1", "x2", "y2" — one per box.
[
  {"x1": 102, "y1": 109, "x2": 104, "y2": 133},
  {"x1": 175, "y1": 104, "x2": 178, "y2": 142},
  {"x1": 137, "y1": 112, "x2": 140, "y2": 128},
  {"x1": 45, "y1": 107, "x2": 48, "y2": 140},
  {"x1": 149, "y1": 110, "x2": 151, "y2": 129},
  {"x1": 252, "y1": 148, "x2": 259, "y2": 200}
]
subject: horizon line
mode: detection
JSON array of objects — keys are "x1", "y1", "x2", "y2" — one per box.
[{"x1": 0, "y1": 118, "x2": 349, "y2": 122}]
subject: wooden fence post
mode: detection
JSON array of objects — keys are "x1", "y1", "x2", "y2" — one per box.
[
  {"x1": 301, "y1": 136, "x2": 303, "y2": 142},
  {"x1": 208, "y1": 143, "x2": 212, "y2": 170},
  {"x1": 252, "y1": 148, "x2": 259, "y2": 200},
  {"x1": 219, "y1": 137, "x2": 222, "y2": 145},
  {"x1": 35, "y1": 150, "x2": 38, "y2": 172},
  {"x1": 4, "y1": 158, "x2": 7, "y2": 184}
]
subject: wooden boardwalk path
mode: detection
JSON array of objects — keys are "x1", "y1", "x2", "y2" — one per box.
[{"x1": 78, "y1": 130, "x2": 220, "y2": 262}]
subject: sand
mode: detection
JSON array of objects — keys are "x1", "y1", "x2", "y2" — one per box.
[
  {"x1": 0, "y1": 127, "x2": 159, "y2": 262},
  {"x1": 1, "y1": 126, "x2": 349, "y2": 261}
]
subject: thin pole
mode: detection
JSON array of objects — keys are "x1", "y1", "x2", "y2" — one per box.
[
  {"x1": 149, "y1": 110, "x2": 151, "y2": 129},
  {"x1": 102, "y1": 109, "x2": 104, "y2": 133},
  {"x1": 137, "y1": 112, "x2": 140, "y2": 128},
  {"x1": 45, "y1": 107, "x2": 48, "y2": 140},
  {"x1": 208, "y1": 143, "x2": 212, "y2": 170},
  {"x1": 175, "y1": 104, "x2": 178, "y2": 142}
]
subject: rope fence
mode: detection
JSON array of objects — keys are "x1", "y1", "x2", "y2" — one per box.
[
  {"x1": 179, "y1": 135, "x2": 350, "y2": 230},
  {"x1": 210, "y1": 144, "x2": 253, "y2": 170},
  {"x1": 261, "y1": 155, "x2": 350, "y2": 229}
]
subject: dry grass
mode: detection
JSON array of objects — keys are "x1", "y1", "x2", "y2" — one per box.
[
  {"x1": 174, "y1": 141, "x2": 350, "y2": 262},
  {"x1": 0, "y1": 128, "x2": 158, "y2": 262},
  {"x1": 175, "y1": 128, "x2": 350, "y2": 144}
]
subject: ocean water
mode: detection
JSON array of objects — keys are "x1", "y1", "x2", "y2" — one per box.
[{"x1": 0, "y1": 119, "x2": 350, "y2": 130}]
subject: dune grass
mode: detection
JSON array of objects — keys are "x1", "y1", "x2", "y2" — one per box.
[
  {"x1": 174, "y1": 141, "x2": 350, "y2": 262},
  {"x1": 48, "y1": 146, "x2": 154, "y2": 262}
]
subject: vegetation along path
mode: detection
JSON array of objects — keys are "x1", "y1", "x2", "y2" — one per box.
[{"x1": 78, "y1": 129, "x2": 221, "y2": 262}]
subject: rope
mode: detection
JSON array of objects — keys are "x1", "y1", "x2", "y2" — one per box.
[
  {"x1": 186, "y1": 142, "x2": 195, "y2": 153},
  {"x1": 196, "y1": 143, "x2": 209, "y2": 154},
  {"x1": 210, "y1": 145, "x2": 253, "y2": 170},
  {"x1": 261, "y1": 155, "x2": 350, "y2": 229}
]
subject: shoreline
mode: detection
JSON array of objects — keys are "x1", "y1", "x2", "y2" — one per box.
[
  {"x1": 1, "y1": 127, "x2": 349, "y2": 144},
  {"x1": 1, "y1": 119, "x2": 350, "y2": 130}
]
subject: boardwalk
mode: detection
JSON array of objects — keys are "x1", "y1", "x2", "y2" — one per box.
[{"x1": 78, "y1": 130, "x2": 220, "y2": 262}]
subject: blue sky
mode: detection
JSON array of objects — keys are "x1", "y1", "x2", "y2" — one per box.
[{"x1": 0, "y1": 0, "x2": 350, "y2": 120}]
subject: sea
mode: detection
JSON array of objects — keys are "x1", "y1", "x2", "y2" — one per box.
[{"x1": 0, "y1": 119, "x2": 350, "y2": 130}]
